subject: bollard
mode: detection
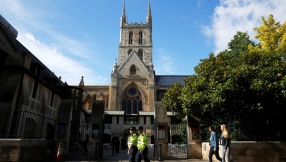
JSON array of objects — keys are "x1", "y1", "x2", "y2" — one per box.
[
  {"x1": 158, "y1": 143, "x2": 162, "y2": 161},
  {"x1": 94, "y1": 142, "x2": 98, "y2": 160}
]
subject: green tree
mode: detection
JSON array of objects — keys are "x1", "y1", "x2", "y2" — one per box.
[
  {"x1": 227, "y1": 31, "x2": 255, "y2": 58},
  {"x1": 162, "y1": 16, "x2": 286, "y2": 140}
]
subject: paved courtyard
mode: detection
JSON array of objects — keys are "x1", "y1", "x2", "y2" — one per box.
[{"x1": 61, "y1": 148, "x2": 207, "y2": 162}]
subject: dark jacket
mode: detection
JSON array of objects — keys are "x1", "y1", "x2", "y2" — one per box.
[
  {"x1": 111, "y1": 136, "x2": 120, "y2": 146},
  {"x1": 220, "y1": 134, "x2": 230, "y2": 149}
]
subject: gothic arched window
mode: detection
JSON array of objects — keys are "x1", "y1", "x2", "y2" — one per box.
[
  {"x1": 137, "y1": 49, "x2": 143, "y2": 60},
  {"x1": 122, "y1": 86, "x2": 143, "y2": 115},
  {"x1": 130, "y1": 65, "x2": 136, "y2": 75},
  {"x1": 127, "y1": 49, "x2": 133, "y2": 55},
  {"x1": 139, "y1": 31, "x2": 143, "y2": 44},
  {"x1": 129, "y1": 32, "x2": 133, "y2": 44}
]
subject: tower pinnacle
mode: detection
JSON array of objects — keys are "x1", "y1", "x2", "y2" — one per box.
[
  {"x1": 120, "y1": 2, "x2": 127, "y2": 28},
  {"x1": 122, "y1": 2, "x2": 126, "y2": 16},
  {"x1": 147, "y1": 2, "x2": 151, "y2": 17},
  {"x1": 146, "y1": 2, "x2": 152, "y2": 27}
]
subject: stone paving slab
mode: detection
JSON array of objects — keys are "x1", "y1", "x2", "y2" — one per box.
[{"x1": 41, "y1": 148, "x2": 207, "y2": 162}]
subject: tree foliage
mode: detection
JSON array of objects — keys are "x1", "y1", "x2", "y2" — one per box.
[
  {"x1": 249, "y1": 14, "x2": 286, "y2": 53},
  {"x1": 162, "y1": 15, "x2": 286, "y2": 140}
]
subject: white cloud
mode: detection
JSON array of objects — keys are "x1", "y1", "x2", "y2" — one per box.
[
  {"x1": 19, "y1": 33, "x2": 107, "y2": 85},
  {"x1": 0, "y1": 0, "x2": 106, "y2": 84},
  {"x1": 154, "y1": 49, "x2": 175, "y2": 75},
  {"x1": 202, "y1": 0, "x2": 286, "y2": 54}
]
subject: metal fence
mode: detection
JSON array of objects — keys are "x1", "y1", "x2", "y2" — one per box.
[
  {"x1": 167, "y1": 122, "x2": 187, "y2": 159},
  {"x1": 0, "y1": 108, "x2": 56, "y2": 139}
]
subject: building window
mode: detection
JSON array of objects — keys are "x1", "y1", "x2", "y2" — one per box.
[
  {"x1": 28, "y1": 78, "x2": 34, "y2": 97},
  {"x1": 122, "y1": 85, "x2": 143, "y2": 115},
  {"x1": 48, "y1": 91, "x2": 52, "y2": 105},
  {"x1": 158, "y1": 92, "x2": 164, "y2": 101},
  {"x1": 53, "y1": 95, "x2": 58, "y2": 108},
  {"x1": 124, "y1": 116, "x2": 139, "y2": 124},
  {"x1": 156, "y1": 90, "x2": 167, "y2": 101},
  {"x1": 128, "y1": 49, "x2": 133, "y2": 55},
  {"x1": 36, "y1": 85, "x2": 43, "y2": 101},
  {"x1": 105, "y1": 115, "x2": 112, "y2": 124},
  {"x1": 117, "y1": 116, "x2": 119, "y2": 124},
  {"x1": 144, "y1": 116, "x2": 146, "y2": 125},
  {"x1": 139, "y1": 31, "x2": 143, "y2": 44},
  {"x1": 129, "y1": 31, "x2": 133, "y2": 44},
  {"x1": 130, "y1": 65, "x2": 136, "y2": 75},
  {"x1": 137, "y1": 49, "x2": 143, "y2": 60}
]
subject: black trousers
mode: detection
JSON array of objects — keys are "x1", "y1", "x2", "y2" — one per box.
[
  {"x1": 128, "y1": 146, "x2": 138, "y2": 162},
  {"x1": 209, "y1": 146, "x2": 222, "y2": 162},
  {"x1": 112, "y1": 145, "x2": 119, "y2": 155},
  {"x1": 122, "y1": 144, "x2": 126, "y2": 151},
  {"x1": 135, "y1": 148, "x2": 150, "y2": 162}
]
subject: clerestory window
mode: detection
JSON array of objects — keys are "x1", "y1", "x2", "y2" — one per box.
[
  {"x1": 122, "y1": 86, "x2": 143, "y2": 115},
  {"x1": 129, "y1": 32, "x2": 133, "y2": 44}
]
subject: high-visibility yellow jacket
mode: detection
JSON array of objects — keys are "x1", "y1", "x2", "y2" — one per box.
[
  {"x1": 128, "y1": 133, "x2": 138, "y2": 149},
  {"x1": 137, "y1": 133, "x2": 148, "y2": 151}
]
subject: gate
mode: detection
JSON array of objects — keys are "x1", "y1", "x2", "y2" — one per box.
[
  {"x1": 68, "y1": 120, "x2": 89, "y2": 158},
  {"x1": 168, "y1": 122, "x2": 187, "y2": 159}
]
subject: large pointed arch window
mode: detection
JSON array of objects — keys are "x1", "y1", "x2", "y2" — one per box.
[
  {"x1": 129, "y1": 32, "x2": 133, "y2": 44},
  {"x1": 130, "y1": 65, "x2": 136, "y2": 75},
  {"x1": 122, "y1": 86, "x2": 143, "y2": 115},
  {"x1": 139, "y1": 31, "x2": 143, "y2": 44},
  {"x1": 137, "y1": 49, "x2": 143, "y2": 60}
]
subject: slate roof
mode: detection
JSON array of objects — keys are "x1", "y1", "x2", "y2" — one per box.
[{"x1": 155, "y1": 75, "x2": 189, "y2": 86}]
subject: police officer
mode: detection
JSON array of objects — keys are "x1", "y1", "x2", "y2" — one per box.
[
  {"x1": 135, "y1": 125, "x2": 150, "y2": 162},
  {"x1": 128, "y1": 127, "x2": 138, "y2": 162}
]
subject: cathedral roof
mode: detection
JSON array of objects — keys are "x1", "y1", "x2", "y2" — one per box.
[{"x1": 155, "y1": 75, "x2": 189, "y2": 86}]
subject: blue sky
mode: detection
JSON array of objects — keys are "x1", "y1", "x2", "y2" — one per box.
[{"x1": 1, "y1": 0, "x2": 286, "y2": 85}]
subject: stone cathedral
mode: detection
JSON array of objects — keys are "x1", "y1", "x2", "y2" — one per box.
[{"x1": 79, "y1": 2, "x2": 187, "y2": 140}]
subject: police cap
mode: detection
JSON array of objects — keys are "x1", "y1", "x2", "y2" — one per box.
[
  {"x1": 137, "y1": 125, "x2": 143, "y2": 130},
  {"x1": 130, "y1": 127, "x2": 136, "y2": 130}
]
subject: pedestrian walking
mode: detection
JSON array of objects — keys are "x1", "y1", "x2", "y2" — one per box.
[
  {"x1": 128, "y1": 127, "x2": 138, "y2": 162},
  {"x1": 135, "y1": 125, "x2": 150, "y2": 162},
  {"x1": 220, "y1": 124, "x2": 231, "y2": 162},
  {"x1": 111, "y1": 133, "x2": 120, "y2": 156},
  {"x1": 209, "y1": 126, "x2": 222, "y2": 162},
  {"x1": 121, "y1": 137, "x2": 126, "y2": 151}
]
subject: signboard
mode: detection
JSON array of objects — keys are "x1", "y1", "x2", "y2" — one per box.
[
  {"x1": 92, "y1": 124, "x2": 99, "y2": 138},
  {"x1": 158, "y1": 126, "x2": 165, "y2": 139}
]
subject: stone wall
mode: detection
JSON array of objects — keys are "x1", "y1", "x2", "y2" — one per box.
[
  {"x1": 0, "y1": 139, "x2": 53, "y2": 162},
  {"x1": 202, "y1": 141, "x2": 286, "y2": 162}
]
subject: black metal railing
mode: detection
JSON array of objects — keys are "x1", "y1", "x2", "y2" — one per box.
[
  {"x1": 167, "y1": 122, "x2": 187, "y2": 159},
  {"x1": 0, "y1": 108, "x2": 56, "y2": 139}
]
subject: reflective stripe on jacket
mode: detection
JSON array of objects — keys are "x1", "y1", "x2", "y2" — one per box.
[
  {"x1": 128, "y1": 133, "x2": 138, "y2": 148},
  {"x1": 137, "y1": 133, "x2": 147, "y2": 151}
]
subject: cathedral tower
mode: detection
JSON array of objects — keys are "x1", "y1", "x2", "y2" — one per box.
[
  {"x1": 118, "y1": 2, "x2": 153, "y2": 66},
  {"x1": 109, "y1": 2, "x2": 155, "y2": 114}
]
